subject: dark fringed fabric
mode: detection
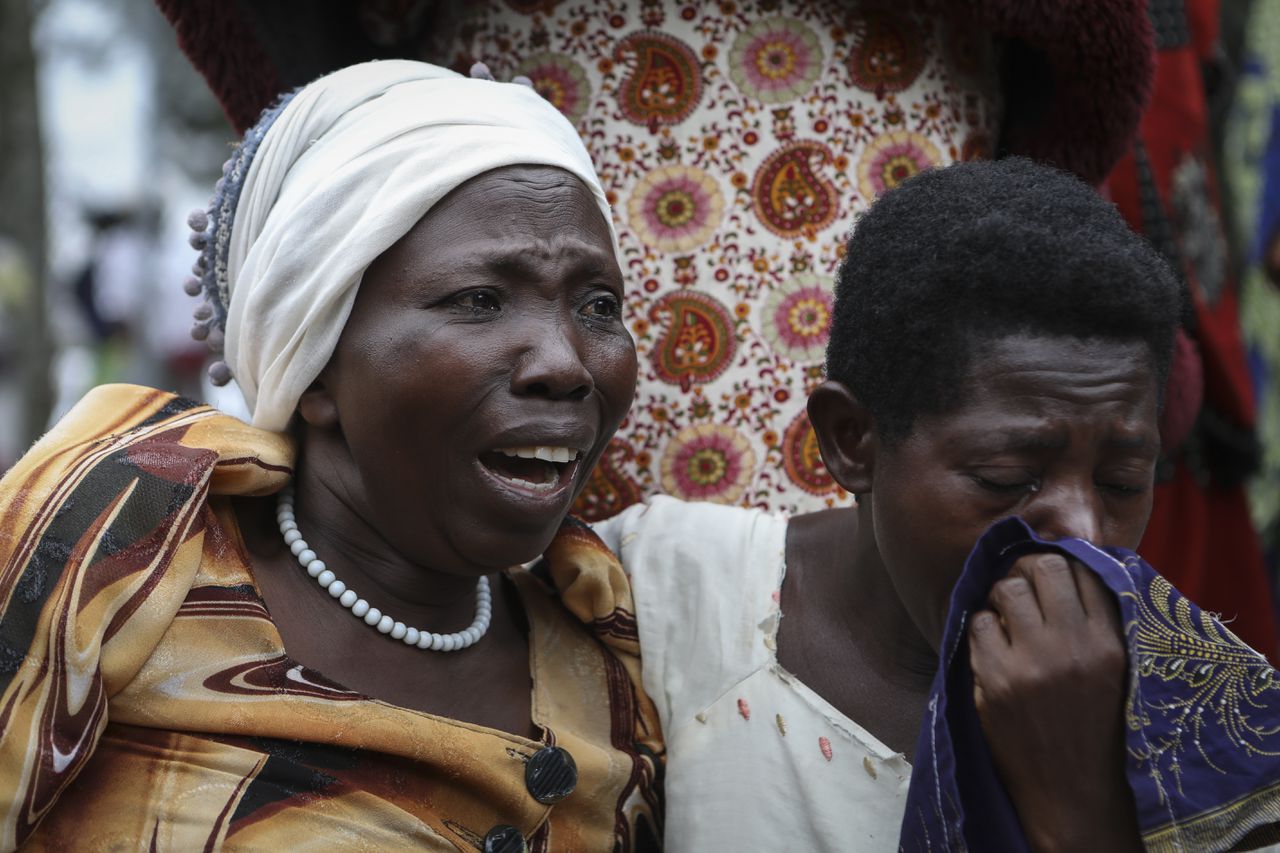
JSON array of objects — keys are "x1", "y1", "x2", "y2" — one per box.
[
  {"x1": 971, "y1": 0, "x2": 1154, "y2": 186},
  {"x1": 154, "y1": 0, "x2": 1153, "y2": 184},
  {"x1": 153, "y1": 0, "x2": 284, "y2": 134},
  {"x1": 899, "y1": 517, "x2": 1280, "y2": 853}
]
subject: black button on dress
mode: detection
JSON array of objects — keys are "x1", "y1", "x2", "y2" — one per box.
[{"x1": 524, "y1": 746, "x2": 578, "y2": 804}]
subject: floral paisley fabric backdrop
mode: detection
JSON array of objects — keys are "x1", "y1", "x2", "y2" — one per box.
[{"x1": 435, "y1": 0, "x2": 1002, "y2": 518}]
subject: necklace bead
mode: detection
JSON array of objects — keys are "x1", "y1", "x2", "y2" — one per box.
[{"x1": 276, "y1": 487, "x2": 492, "y2": 651}]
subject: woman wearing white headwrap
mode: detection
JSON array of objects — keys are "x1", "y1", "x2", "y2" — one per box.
[{"x1": 0, "y1": 61, "x2": 662, "y2": 852}]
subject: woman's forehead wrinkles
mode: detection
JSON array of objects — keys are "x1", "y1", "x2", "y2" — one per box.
[
  {"x1": 960, "y1": 426, "x2": 1069, "y2": 453},
  {"x1": 977, "y1": 364, "x2": 1147, "y2": 386},
  {"x1": 433, "y1": 237, "x2": 618, "y2": 275},
  {"x1": 951, "y1": 426, "x2": 1158, "y2": 455},
  {"x1": 971, "y1": 378, "x2": 1157, "y2": 411},
  {"x1": 968, "y1": 337, "x2": 1152, "y2": 378},
  {"x1": 925, "y1": 405, "x2": 1160, "y2": 462},
  {"x1": 484, "y1": 251, "x2": 618, "y2": 283}
]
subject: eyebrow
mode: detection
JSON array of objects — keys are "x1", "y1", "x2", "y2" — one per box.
[
  {"x1": 977, "y1": 431, "x2": 1068, "y2": 453},
  {"x1": 973, "y1": 430, "x2": 1156, "y2": 454},
  {"x1": 1102, "y1": 433, "x2": 1157, "y2": 451},
  {"x1": 481, "y1": 249, "x2": 619, "y2": 282}
]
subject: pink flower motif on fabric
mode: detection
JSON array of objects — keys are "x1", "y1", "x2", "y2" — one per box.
[
  {"x1": 729, "y1": 17, "x2": 824, "y2": 105},
  {"x1": 660, "y1": 422, "x2": 757, "y2": 503},
  {"x1": 446, "y1": 1, "x2": 1004, "y2": 519},
  {"x1": 627, "y1": 164, "x2": 725, "y2": 253},
  {"x1": 516, "y1": 52, "x2": 592, "y2": 124},
  {"x1": 857, "y1": 129, "x2": 941, "y2": 200},
  {"x1": 761, "y1": 273, "x2": 833, "y2": 363},
  {"x1": 819, "y1": 736, "x2": 833, "y2": 761}
]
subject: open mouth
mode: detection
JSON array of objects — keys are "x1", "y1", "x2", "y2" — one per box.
[{"x1": 478, "y1": 445, "x2": 583, "y2": 497}]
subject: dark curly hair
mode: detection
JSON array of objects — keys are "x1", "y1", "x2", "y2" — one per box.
[{"x1": 825, "y1": 157, "x2": 1182, "y2": 443}]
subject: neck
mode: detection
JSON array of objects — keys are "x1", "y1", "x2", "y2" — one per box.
[
  {"x1": 287, "y1": 454, "x2": 486, "y2": 630},
  {"x1": 840, "y1": 503, "x2": 938, "y2": 691}
]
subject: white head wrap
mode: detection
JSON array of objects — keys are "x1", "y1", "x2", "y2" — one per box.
[{"x1": 221, "y1": 60, "x2": 617, "y2": 431}]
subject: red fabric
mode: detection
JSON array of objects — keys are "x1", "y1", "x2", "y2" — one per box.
[
  {"x1": 1186, "y1": 0, "x2": 1219, "y2": 60},
  {"x1": 1107, "y1": 0, "x2": 1276, "y2": 660},
  {"x1": 1111, "y1": 167, "x2": 1257, "y2": 433},
  {"x1": 1141, "y1": 463, "x2": 1279, "y2": 662},
  {"x1": 1159, "y1": 329, "x2": 1204, "y2": 453},
  {"x1": 968, "y1": 0, "x2": 1154, "y2": 185},
  {"x1": 155, "y1": 0, "x2": 1154, "y2": 186},
  {"x1": 1193, "y1": 278, "x2": 1258, "y2": 428},
  {"x1": 153, "y1": 0, "x2": 284, "y2": 134},
  {"x1": 1106, "y1": 6, "x2": 1255, "y2": 429}
]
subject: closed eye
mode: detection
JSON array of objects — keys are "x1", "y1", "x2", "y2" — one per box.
[
  {"x1": 1097, "y1": 481, "x2": 1148, "y2": 496},
  {"x1": 971, "y1": 475, "x2": 1040, "y2": 495},
  {"x1": 1096, "y1": 461, "x2": 1155, "y2": 497}
]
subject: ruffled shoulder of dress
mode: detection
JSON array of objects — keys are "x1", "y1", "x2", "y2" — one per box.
[
  {"x1": 541, "y1": 517, "x2": 643, "y2": 658},
  {"x1": 7, "y1": 383, "x2": 295, "y2": 501},
  {"x1": 537, "y1": 517, "x2": 666, "y2": 769},
  {"x1": 0, "y1": 383, "x2": 294, "y2": 849}
]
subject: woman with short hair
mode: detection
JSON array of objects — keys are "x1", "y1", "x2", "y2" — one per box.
[{"x1": 601, "y1": 158, "x2": 1280, "y2": 851}]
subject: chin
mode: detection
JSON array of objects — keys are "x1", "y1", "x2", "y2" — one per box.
[{"x1": 465, "y1": 520, "x2": 564, "y2": 571}]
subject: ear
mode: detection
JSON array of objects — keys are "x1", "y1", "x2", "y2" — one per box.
[
  {"x1": 297, "y1": 376, "x2": 340, "y2": 429},
  {"x1": 807, "y1": 380, "x2": 877, "y2": 495}
]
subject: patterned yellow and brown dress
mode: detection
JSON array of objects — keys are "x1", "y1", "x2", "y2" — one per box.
[{"x1": 0, "y1": 385, "x2": 663, "y2": 852}]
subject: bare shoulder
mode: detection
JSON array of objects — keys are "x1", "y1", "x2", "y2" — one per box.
[{"x1": 785, "y1": 506, "x2": 859, "y2": 580}]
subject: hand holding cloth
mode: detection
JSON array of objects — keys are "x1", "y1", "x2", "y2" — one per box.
[{"x1": 900, "y1": 517, "x2": 1280, "y2": 852}]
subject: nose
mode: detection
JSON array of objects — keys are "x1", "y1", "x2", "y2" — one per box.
[
  {"x1": 511, "y1": 321, "x2": 593, "y2": 401},
  {"x1": 1023, "y1": 480, "x2": 1103, "y2": 544}
]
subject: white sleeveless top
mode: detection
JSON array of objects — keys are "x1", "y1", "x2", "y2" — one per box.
[{"x1": 594, "y1": 496, "x2": 912, "y2": 852}]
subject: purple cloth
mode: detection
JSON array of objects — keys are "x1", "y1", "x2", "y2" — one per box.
[
  {"x1": 899, "y1": 517, "x2": 1280, "y2": 852},
  {"x1": 1256, "y1": 106, "x2": 1280, "y2": 266}
]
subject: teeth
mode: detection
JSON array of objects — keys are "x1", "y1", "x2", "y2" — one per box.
[
  {"x1": 496, "y1": 446, "x2": 580, "y2": 464},
  {"x1": 505, "y1": 476, "x2": 559, "y2": 492}
]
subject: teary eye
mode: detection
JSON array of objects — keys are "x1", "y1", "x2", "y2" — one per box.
[
  {"x1": 454, "y1": 290, "x2": 501, "y2": 313},
  {"x1": 582, "y1": 294, "x2": 621, "y2": 318}
]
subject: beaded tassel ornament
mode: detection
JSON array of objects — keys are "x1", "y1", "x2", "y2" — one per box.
[
  {"x1": 181, "y1": 64, "x2": 526, "y2": 388},
  {"x1": 180, "y1": 66, "x2": 526, "y2": 651},
  {"x1": 182, "y1": 90, "x2": 298, "y2": 387}
]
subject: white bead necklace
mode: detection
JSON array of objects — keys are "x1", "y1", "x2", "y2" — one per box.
[{"x1": 276, "y1": 487, "x2": 492, "y2": 651}]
